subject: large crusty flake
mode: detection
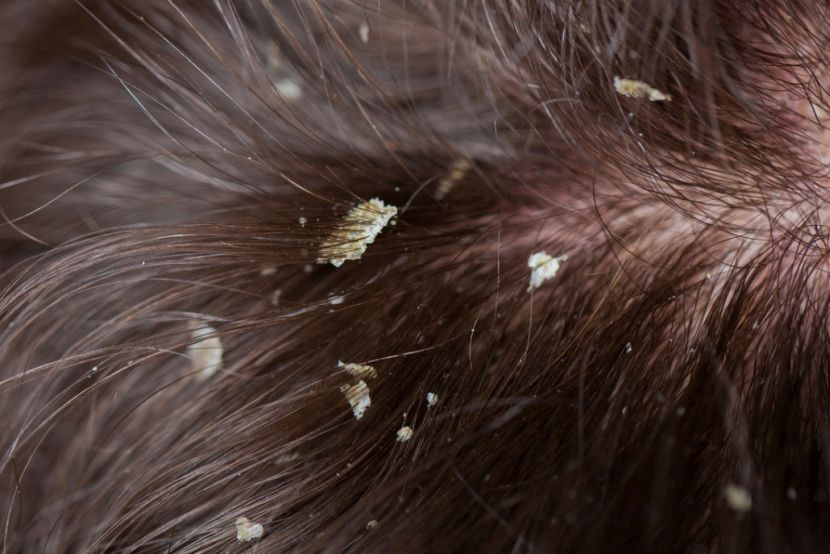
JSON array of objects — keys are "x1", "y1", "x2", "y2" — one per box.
[
  {"x1": 318, "y1": 198, "x2": 397, "y2": 267},
  {"x1": 613, "y1": 76, "x2": 671, "y2": 102}
]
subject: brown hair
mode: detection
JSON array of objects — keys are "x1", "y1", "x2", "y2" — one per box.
[{"x1": 1, "y1": 0, "x2": 829, "y2": 552}]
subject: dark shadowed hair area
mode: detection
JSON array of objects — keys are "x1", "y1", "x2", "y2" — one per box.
[{"x1": 2, "y1": 0, "x2": 830, "y2": 552}]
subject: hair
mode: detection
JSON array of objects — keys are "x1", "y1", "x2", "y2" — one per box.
[{"x1": 1, "y1": 0, "x2": 830, "y2": 552}]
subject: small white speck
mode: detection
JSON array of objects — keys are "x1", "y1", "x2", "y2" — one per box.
[
  {"x1": 724, "y1": 484, "x2": 752, "y2": 512},
  {"x1": 91, "y1": 365, "x2": 99, "y2": 373},
  {"x1": 303, "y1": 264, "x2": 313, "y2": 273},
  {"x1": 365, "y1": 519, "x2": 378, "y2": 529},
  {"x1": 271, "y1": 289, "x2": 282, "y2": 306},
  {"x1": 396, "y1": 426, "x2": 413, "y2": 442},
  {"x1": 235, "y1": 517, "x2": 264, "y2": 542},
  {"x1": 260, "y1": 264, "x2": 277, "y2": 276},
  {"x1": 527, "y1": 251, "x2": 567, "y2": 291},
  {"x1": 625, "y1": 342, "x2": 633, "y2": 354},
  {"x1": 338, "y1": 361, "x2": 377, "y2": 379},
  {"x1": 329, "y1": 295, "x2": 345, "y2": 305},
  {"x1": 622, "y1": 406, "x2": 628, "y2": 415},
  {"x1": 340, "y1": 381, "x2": 371, "y2": 419},
  {"x1": 187, "y1": 324, "x2": 223, "y2": 381},
  {"x1": 426, "y1": 392, "x2": 438, "y2": 406},
  {"x1": 298, "y1": 216, "x2": 307, "y2": 227},
  {"x1": 359, "y1": 22, "x2": 370, "y2": 44},
  {"x1": 613, "y1": 76, "x2": 671, "y2": 102},
  {"x1": 318, "y1": 198, "x2": 397, "y2": 267},
  {"x1": 276, "y1": 78, "x2": 302, "y2": 101},
  {"x1": 786, "y1": 487, "x2": 797, "y2": 501}
]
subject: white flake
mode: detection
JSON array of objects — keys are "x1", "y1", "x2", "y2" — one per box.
[
  {"x1": 340, "y1": 380, "x2": 371, "y2": 419},
  {"x1": 724, "y1": 484, "x2": 752, "y2": 512},
  {"x1": 396, "y1": 426, "x2": 413, "y2": 442},
  {"x1": 435, "y1": 158, "x2": 471, "y2": 200},
  {"x1": 187, "y1": 324, "x2": 223, "y2": 381},
  {"x1": 338, "y1": 360, "x2": 377, "y2": 379},
  {"x1": 235, "y1": 517, "x2": 264, "y2": 542},
  {"x1": 527, "y1": 251, "x2": 567, "y2": 291},
  {"x1": 276, "y1": 78, "x2": 302, "y2": 101},
  {"x1": 613, "y1": 76, "x2": 671, "y2": 102},
  {"x1": 318, "y1": 198, "x2": 397, "y2": 267},
  {"x1": 359, "y1": 22, "x2": 370, "y2": 44},
  {"x1": 426, "y1": 392, "x2": 438, "y2": 406}
]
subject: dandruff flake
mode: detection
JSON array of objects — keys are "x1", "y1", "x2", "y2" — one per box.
[
  {"x1": 396, "y1": 426, "x2": 413, "y2": 442},
  {"x1": 527, "y1": 251, "x2": 567, "y2": 291},
  {"x1": 613, "y1": 76, "x2": 671, "y2": 102},
  {"x1": 235, "y1": 517, "x2": 264, "y2": 542},
  {"x1": 341, "y1": 380, "x2": 371, "y2": 419},
  {"x1": 187, "y1": 324, "x2": 223, "y2": 381},
  {"x1": 435, "y1": 158, "x2": 471, "y2": 200},
  {"x1": 724, "y1": 484, "x2": 752, "y2": 512},
  {"x1": 276, "y1": 78, "x2": 302, "y2": 101},
  {"x1": 338, "y1": 360, "x2": 377, "y2": 379},
  {"x1": 426, "y1": 392, "x2": 439, "y2": 406},
  {"x1": 318, "y1": 198, "x2": 397, "y2": 267},
  {"x1": 359, "y1": 22, "x2": 370, "y2": 44}
]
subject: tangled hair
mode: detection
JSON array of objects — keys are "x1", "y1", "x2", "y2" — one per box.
[{"x1": 2, "y1": 0, "x2": 830, "y2": 551}]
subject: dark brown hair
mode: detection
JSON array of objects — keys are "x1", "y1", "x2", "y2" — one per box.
[{"x1": 1, "y1": 1, "x2": 830, "y2": 552}]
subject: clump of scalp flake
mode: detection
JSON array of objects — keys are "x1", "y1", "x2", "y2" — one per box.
[
  {"x1": 187, "y1": 323, "x2": 223, "y2": 381},
  {"x1": 724, "y1": 484, "x2": 752, "y2": 512},
  {"x1": 318, "y1": 198, "x2": 397, "y2": 267},
  {"x1": 235, "y1": 517, "x2": 264, "y2": 542},
  {"x1": 396, "y1": 426, "x2": 413, "y2": 442},
  {"x1": 527, "y1": 251, "x2": 567, "y2": 291},
  {"x1": 338, "y1": 360, "x2": 378, "y2": 380},
  {"x1": 340, "y1": 380, "x2": 372, "y2": 419},
  {"x1": 613, "y1": 76, "x2": 671, "y2": 102}
]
